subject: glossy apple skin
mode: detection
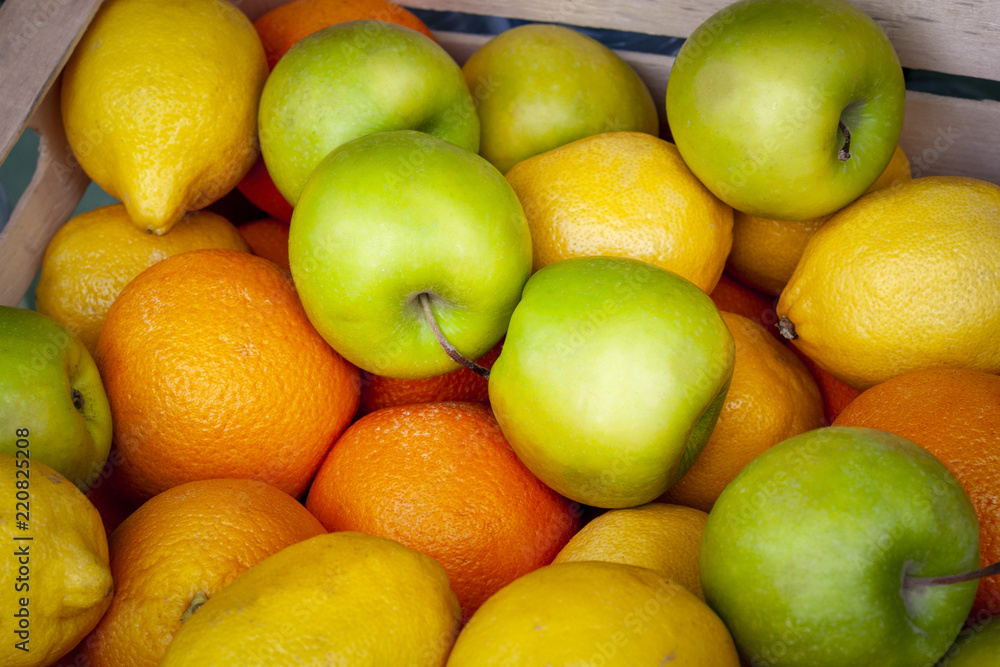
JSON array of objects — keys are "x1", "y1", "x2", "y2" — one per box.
[
  {"x1": 0, "y1": 307, "x2": 112, "y2": 491},
  {"x1": 666, "y1": 0, "x2": 905, "y2": 220},
  {"x1": 462, "y1": 24, "x2": 659, "y2": 174},
  {"x1": 701, "y1": 426, "x2": 979, "y2": 667},
  {"x1": 488, "y1": 256, "x2": 735, "y2": 509},
  {"x1": 289, "y1": 130, "x2": 531, "y2": 380},
  {"x1": 259, "y1": 20, "x2": 480, "y2": 205}
]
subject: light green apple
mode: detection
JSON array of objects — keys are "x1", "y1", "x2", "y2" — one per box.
[
  {"x1": 462, "y1": 24, "x2": 660, "y2": 174},
  {"x1": 488, "y1": 256, "x2": 735, "y2": 509},
  {"x1": 665, "y1": 0, "x2": 905, "y2": 220},
  {"x1": 258, "y1": 20, "x2": 479, "y2": 206},
  {"x1": 938, "y1": 614, "x2": 1000, "y2": 666},
  {"x1": 701, "y1": 426, "x2": 980, "y2": 667},
  {"x1": 289, "y1": 130, "x2": 532, "y2": 380},
  {"x1": 0, "y1": 307, "x2": 112, "y2": 491}
]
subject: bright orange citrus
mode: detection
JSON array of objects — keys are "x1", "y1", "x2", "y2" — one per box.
[
  {"x1": 305, "y1": 402, "x2": 581, "y2": 619},
  {"x1": 661, "y1": 311, "x2": 824, "y2": 511},
  {"x1": 237, "y1": 218, "x2": 291, "y2": 270},
  {"x1": 35, "y1": 204, "x2": 249, "y2": 355},
  {"x1": 236, "y1": 0, "x2": 436, "y2": 220},
  {"x1": 709, "y1": 273, "x2": 780, "y2": 339},
  {"x1": 95, "y1": 249, "x2": 360, "y2": 502},
  {"x1": 833, "y1": 368, "x2": 1000, "y2": 620},
  {"x1": 358, "y1": 341, "x2": 501, "y2": 415},
  {"x1": 75, "y1": 478, "x2": 326, "y2": 667}
]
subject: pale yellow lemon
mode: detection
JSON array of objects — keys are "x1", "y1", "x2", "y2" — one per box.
[
  {"x1": 159, "y1": 532, "x2": 460, "y2": 666},
  {"x1": 36, "y1": 205, "x2": 249, "y2": 355},
  {"x1": 553, "y1": 502, "x2": 708, "y2": 600},
  {"x1": 60, "y1": 0, "x2": 268, "y2": 234},
  {"x1": 446, "y1": 561, "x2": 740, "y2": 666},
  {"x1": 505, "y1": 131, "x2": 733, "y2": 292},
  {"x1": 727, "y1": 145, "x2": 911, "y2": 296},
  {"x1": 0, "y1": 455, "x2": 112, "y2": 667},
  {"x1": 776, "y1": 175, "x2": 1000, "y2": 390}
]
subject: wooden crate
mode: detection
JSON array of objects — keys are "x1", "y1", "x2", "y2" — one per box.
[{"x1": 0, "y1": 0, "x2": 998, "y2": 307}]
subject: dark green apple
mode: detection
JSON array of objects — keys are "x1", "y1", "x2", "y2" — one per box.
[
  {"x1": 462, "y1": 24, "x2": 659, "y2": 174},
  {"x1": 701, "y1": 426, "x2": 980, "y2": 667}
]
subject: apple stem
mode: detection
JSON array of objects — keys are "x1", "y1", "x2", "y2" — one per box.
[
  {"x1": 418, "y1": 293, "x2": 491, "y2": 379},
  {"x1": 72, "y1": 388, "x2": 84, "y2": 411},
  {"x1": 838, "y1": 120, "x2": 852, "y2": 162},
  {"x1": 905, "y1": 560, "x2": 1000, "y2": 587},
  {"x1": 777, "y1": 315, "x2": 798, "y2": 340}
]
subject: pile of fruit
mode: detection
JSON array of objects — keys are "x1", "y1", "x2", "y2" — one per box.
[{"x1": 2, "y1": 0, "x2": 999, "y2": 664}]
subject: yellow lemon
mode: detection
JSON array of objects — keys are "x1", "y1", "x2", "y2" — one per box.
[
  {"x1": 36, "y1": 205, "x2": 249, "y2": 355},
  {"x1": 60, "y1": 0, "x2": 268, "y2": 234},
  {"x1": 777, "y1": 176, "x2": 1000, "y2": 390},
  {"x1": 0, "y1": 455, "x2": 112, "y2": 667},
  {"x1": 446, "y1": 561, "x2": 740, "y2": 666},
  {"x1": 159, "y1": 532, "x2": 460, "y2": 666},
  {"x1": 662, "y1": 311, "x2": 824, "y2": 512},
  {"x1": 552, "y1": 503, "x2": 708, "y2": 600},
  {"x1": 727, "y1": 145, "x2": 911, "y2": 296},
  {"x1": 504, "y1": 131, "x2": 733, "y2": 292}
]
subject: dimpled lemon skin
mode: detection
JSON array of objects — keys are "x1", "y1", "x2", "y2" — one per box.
[
  {"x1": 36, "y1": 205, "x2": 249, "y2": 355},
  {"x1": 727, "y1": 145, "x2": 911, "y2": 297},
  {"x1": 159, "y1": 532, "x2": 461, "y2": 666},
  {"x1": 446, "y1": 561, "x2": 740, "y2": 666},
  {"x1": 777, "y1": 176, "x2": 1000, "y2": 390},
  {"x1": 505, "y1": 131, "x2": 733, "y2": 293},
  {"x1": 0, "y1": 455, "x2": 112, "y2": 667},
  {"x1": 61, "y1": 0, "x2": 268, "y2": 235},
  {"x1": 552, "y1": 502, "x2": 709, "y2": 600}
]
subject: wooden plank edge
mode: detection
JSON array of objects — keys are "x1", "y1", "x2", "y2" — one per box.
[{"x1": 0, "y1": 0, "x2": 105, "y2": 165}]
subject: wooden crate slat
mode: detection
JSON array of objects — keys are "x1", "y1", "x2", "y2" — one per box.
[
  {"x1": 402, "y1": 0, "x2": 1000, "y2": 81},
  {"x1": 899, "y1": 91, "x2": 1000, "y2": 182},
  {"x1": 0, "y1": 0, "x2": 104, "y2": 165}
]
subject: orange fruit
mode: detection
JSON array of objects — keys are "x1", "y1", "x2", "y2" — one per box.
[
  {"x1": 791, "y1": 346, "x2": 862, "y2": 424},
  {"x1": 95, "y1": 249, "x2": 359, "y2": 502},
  {"x1": 76, "y1": 478, "x2": 326, "y2": 667},
  {"x1": 305, "y1": 402, "x2": 581, "y2": 618},
  {"x1": 832, "y1": 368, "x2": 1000, "y2": 619},
  {"x1": 661, "y1": 311, "x2": 824, "y2": 512},
  {"x1": 708, "y1": 274, "x2": 858, "y2": 422},
  {"x1": 358, "y1": 340, "x2": 501, "y2": 415},
  {"x1": 236, "y1": 0, "x2": 436, "y2": 220},
  {"x1": 35, "y1": 204, "x2": 249, "y2": 355},
  {"x1": 236, "y1": 159, "x2": 294, "y2": 223},
  {"x1": 237, "y1": 217, "x2": 291, "y2": 270},
  {"x1": 254, "y1": 0, "x2": 435, "y2": 69},
  {"x1": 709, "y1": 272, "x2": 780, "y2": 339}
]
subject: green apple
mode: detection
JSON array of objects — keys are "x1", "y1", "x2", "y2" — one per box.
[
  {"x1": 938, "y1": 614, "x2": 1000, "y2": 666},
  {"x1": 665, "y1": 0, "x2": 905, "y2": 220},
  {"x1": 488, "y1": 256, "x2": 735, "y2": 509},
  {"x1": 258, "y1": 20, "x2": 479, "y2": 206},
  {"x1": 462, "y1": 24, "x2": 659, "y2": 174},
  {"x1": 0, "y1": 307, "x2": 112, "y2": 491},
  {"x1": 289, "y1": 130, "x2": 532, "y2": 380},
  {"x1": 701, "y1": 426, "x2": 980, "y2": 667}
]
